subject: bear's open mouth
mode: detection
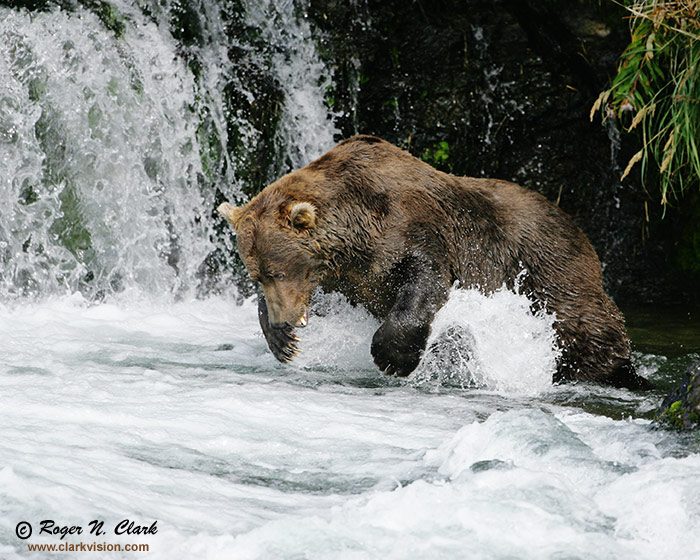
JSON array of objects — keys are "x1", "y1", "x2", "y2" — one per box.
[{"x1": 295, "y1": 306, "x2": 309, "y2": 328}]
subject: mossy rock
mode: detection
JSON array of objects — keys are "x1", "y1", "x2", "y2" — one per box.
[{"x1": 655, "y1": 361, "x2": 700, "y2": 430}]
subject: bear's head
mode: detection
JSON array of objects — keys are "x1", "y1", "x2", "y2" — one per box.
[{"x1": 218, "y1": 189, "x2": 322, "y2": 329}]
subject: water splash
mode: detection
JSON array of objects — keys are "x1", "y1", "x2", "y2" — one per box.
[
  {"x1": 415, "y1": 286, "x2": 560, "y2": 395},
  {"x1": 259, "y1": 285, "x2": 560, "y2": 395},
  {"x1": 291, "y1": 291, "x2": 379, "y2": 373}
]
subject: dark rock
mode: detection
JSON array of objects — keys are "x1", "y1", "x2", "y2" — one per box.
[{"x1": 656, "y1": 361, "x2": 700, "y2": 430}]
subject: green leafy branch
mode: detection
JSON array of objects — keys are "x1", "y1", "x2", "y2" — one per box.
[{"x1": 592, "y1": 0, "x2": 700, "y2": 207}]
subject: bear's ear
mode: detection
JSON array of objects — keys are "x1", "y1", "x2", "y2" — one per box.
[
  {"x1": 289, "y1": 202, "x2": 316, "y2": 230},
  {"x1": 217, "y1": 201, "x2": 244, "y2": 229}
]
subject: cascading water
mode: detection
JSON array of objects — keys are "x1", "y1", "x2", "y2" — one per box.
[
  {"x1": 240, "y1": 0, "x2": 339, "y2": 169},
  {"x1": 0, "y1": 0, "x2": 339, "y2": 302},
  {"x1": 0, "y1": 5, "x2": 212, "y2": 300},
  {"x1": 1, "y1": 3, "x2": 699, "y2": 559}
]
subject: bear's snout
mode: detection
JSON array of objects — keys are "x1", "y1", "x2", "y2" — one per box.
[{"x1": 264, "y1": 282, "x2": 310, "y2": 328}]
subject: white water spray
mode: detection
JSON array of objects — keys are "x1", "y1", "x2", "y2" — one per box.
[
  {"x1": 416, "y1": 286, "x2": 559, "y2": 394},
  {"x1": 0, "y1": 7, "x2": 211, "y2": 299},
  {"x1": 242, "y1": 0, "x2": 340, "y2": 169}
]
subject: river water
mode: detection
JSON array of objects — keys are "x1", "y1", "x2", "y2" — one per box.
[{"x1": 1, "y1": 2, "x2": 700, "y2": 559}]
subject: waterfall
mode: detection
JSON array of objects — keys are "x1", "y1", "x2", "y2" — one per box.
[
  {"x1": 241, "y1": 0, "x2": 339, "y2": 170},
  {"x1": 0, "y1": 0, "x2": 339, "y2": 302}
]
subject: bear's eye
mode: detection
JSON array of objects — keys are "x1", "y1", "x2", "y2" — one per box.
[{"x1": 272, "y1": 272, "x2": 286, "y2": 281}]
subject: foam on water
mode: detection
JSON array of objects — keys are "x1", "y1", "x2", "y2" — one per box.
[{"x1": 1, "y1": 295, "x2": 698, "y2": 560}]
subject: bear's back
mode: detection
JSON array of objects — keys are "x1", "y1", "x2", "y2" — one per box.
[{"x1": 314, "y1": 136, "x2": 605, "y2": 299}]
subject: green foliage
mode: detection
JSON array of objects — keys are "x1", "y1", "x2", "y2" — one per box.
[
  {"x1": 657, "y1": 398, "x2": 686, "y2": 428},
  {"x1": 658, "y1": 392, "x2": 700, "y2": 429},
  {"x1": 656, "y1": 361, "x2": 700, "y2": 430},
  {"x1": 422, "y1": 140, "x2": 451, "y2": 168},
  {"x1": 593, "y1": 0, "x2": 700, "y2": 206},
  {"x1": 324, "y1": 84, "x2": 336, "y2": 110}
]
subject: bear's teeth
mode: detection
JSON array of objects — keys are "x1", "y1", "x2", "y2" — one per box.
[{"x1": 296, "y1": 309, "x2": 308, "y2": 328}]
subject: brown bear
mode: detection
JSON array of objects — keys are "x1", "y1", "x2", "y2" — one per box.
[{"x1": 218, "y1": 135, "x2": 651, "y2": 389}]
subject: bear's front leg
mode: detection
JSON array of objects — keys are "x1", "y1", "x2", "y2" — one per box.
[
  {"x1": 371, "y1": 320, "x2": 430, "y2": 376},
  {"x1": 371, "y1": 263, "x2": 448, "y2": 377},
  {"x1": 258, "y1": 293, "x2": 299, "y2": 362}
]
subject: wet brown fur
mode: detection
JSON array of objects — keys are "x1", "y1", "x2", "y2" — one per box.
[{"x1": 222, "y1": 135, "x2": 650, "y2": 388}]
